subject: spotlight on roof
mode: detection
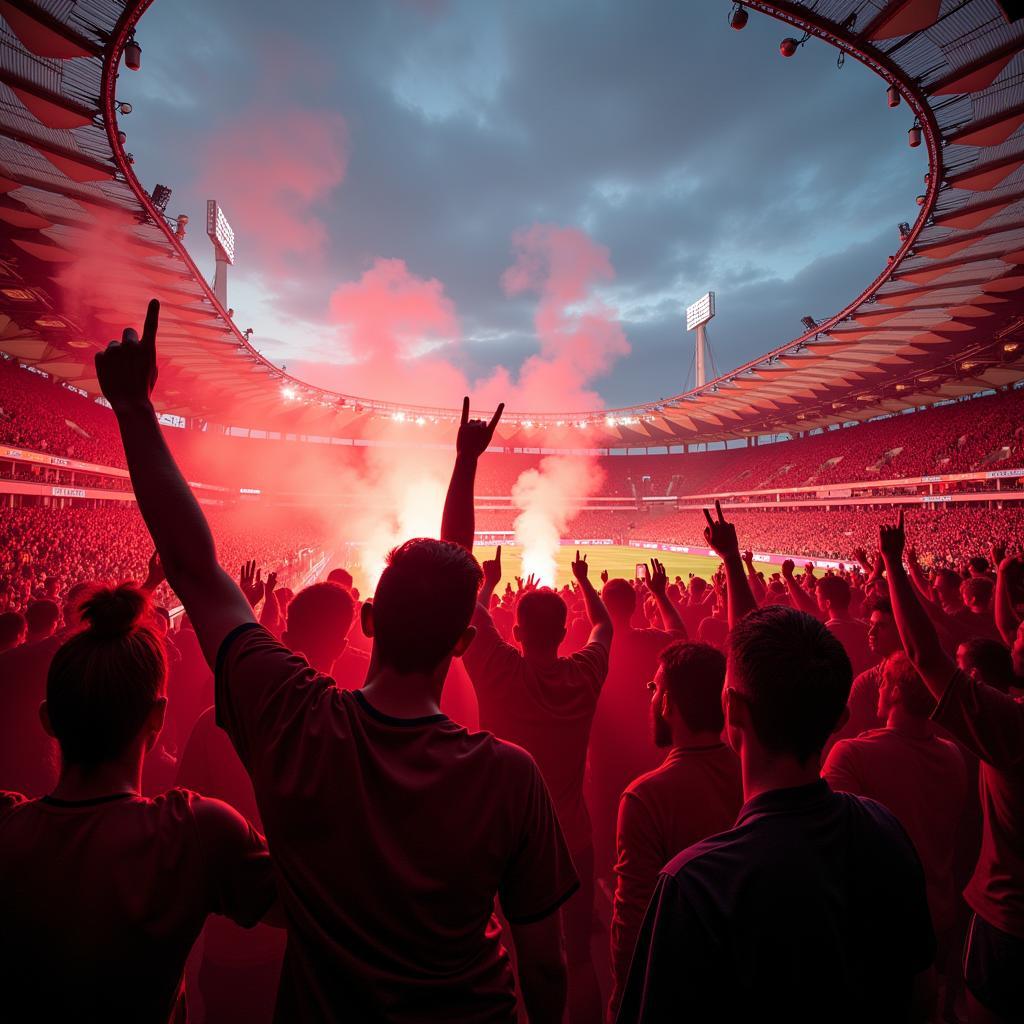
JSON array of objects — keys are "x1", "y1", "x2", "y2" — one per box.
[
  {"x1": 800, "y1": 315, "x2": 817, "y2": 331},
  {"x1": 916, "y1": 195, "x2": 926, "y2": 206},
  {"x1": 908, "y1": 123, "x2": 922, "y2": 148},
  {"x1": 898, "y1": 221, "x2": 912, "y2": 241},
  {"x1": 780, "y1": 37, "x2": 800, "y2": 57},
  {"x1": 123, "y1": 34, "x2": 142, "y2": 71},
  {"x1": 729, "y1": 3, "x2": 748, "y2": 30},
  {"x1": 151, "y1": 184, "x2": 172, "y2": 212},
  {"x1": 281, "y1": 386, "x2": 297, "y2": 401},
  {"x1": 886, "y1": 84, "x2": 900, "y2": 107},
  {"x1": 175, "y1": 213, "x2": 188, "y2": 239},
  {"x1": 116, "y1": 101, "x2": 133, "y2": 115},
  {"x1": 117, "y1": 130, "x2": 126, "y2": 145}
]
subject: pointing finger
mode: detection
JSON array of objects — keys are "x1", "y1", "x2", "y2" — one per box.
[
  {"x1": 461, "y1": 396, "x2": 469, "y2": 427},
  {"x1": 142, "y1": 298, "x2": 160, "y2": 353}
]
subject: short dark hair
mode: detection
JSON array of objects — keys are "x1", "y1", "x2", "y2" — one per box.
[
  {"x1": 863, "y1": 594, "x2": 893, "y2": 618},
  {"x1": 601, "y1": 578, "x2": 636, "y2": 619},
  {"x1": 517, "y1": 589, "x2": 568, "y2": 648},
  {"x1": 26, "y1": 599, "x2": 59, "y2": 635},
  {"x1": 729, "y1": 606, "x2": 852, "y2": 763},
  {"x1": 660, "y1": 641, "x2": 726, "y2": 734},
  {"x1": 327, "y1": 567, "x2": 354, "y2": 590},
  {"x1": 47, "y1": 585, "x2": 167, "y2": 768},
  {"x1": 816, "y1": 575, "x2": 851, "y2": 612},
  {"x1": 0, "y1": 610, "x2": 26, "y2": 647},
  {"x1": 968, "y1": 556, "x2": 989, "y2": 575},
  {"x1": 287, "y1": 582, "x2": 355, "y2": 648},
  {"x1": 884, "y1": 652, "x2": 935, "y2": 718},
  {"x1": 959, "y1": 637, "x2": 1015, "y2": 693},
  {"x1": 961, "y1": 576, "x2": 993, "y2": 609},
  {"x1": 372, "y1": 539, "x2": 482, "y2": 674}
]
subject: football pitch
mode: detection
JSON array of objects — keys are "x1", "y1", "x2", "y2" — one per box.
[{"x1": 468, "y1": 544, "x2": 776, "y2": 589}]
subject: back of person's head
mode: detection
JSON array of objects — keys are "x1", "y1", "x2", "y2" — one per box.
[
  {"x1": 601, "y1": 577, "x2": 636, "y2": 620},
  {"x1": 968, "y1": 556, "x2": 989, "y2": 575},
  {"x1": 689, "y1": 576, "x2": 708, "y2": 599},
  {"x1": 728, "y1": 606, "x2": 851, "y2": 763},
  {"x1": 286, "y1": 582, "x2": 355, "y2": 660},
  {"x1": 25, "y1": 599, "x2": 59, "y2": 639},
  {"x1": 45, "y1": 585, "x2": 167, "y2": 769},
  {"x1": 883, "y1": 652, "x2": 935, "y2": 718},
  {"x1": 0, "y1": 610, "x2": 27, "y2": 651},
  {"x1": 961, "y1": 576, "x2": 993, "y2": 612},
  {"x1": 660, "y1": 641, "x2": 726, "y2": 734},
  {"x1": 516, "y1": 588, "x2": 568, "y2": 650},
  {"x1": 935, "y1": 569, "x2": 963, "y2": 600},
  {"x1": 958, "y1": 637, "x2": 1015, "y2": 692},
  {"x1": 370, "y1": 539, "x2": 481, "y2": 675},
  {"x1": 327, "y1": 567, "x2": 354, "y2": 591},
  {"x1": 816, "y1": 575, "x2": 851, "y2": 615},
  {"x1": 863, "y1": 593, "x2": 893, "y2": 619},
  {"x1": 63, "y1": 581, "x2": 98, "y2": 629}
]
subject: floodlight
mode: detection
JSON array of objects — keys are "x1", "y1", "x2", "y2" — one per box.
[
  {"x1": 800, "y1": 315, "x2": 817, "y2": 331},
  {"x1": 124, "y1": 35, "x2": 142, "y2": 71},
  {"x1": 908, "y1": 125, "x2": 922, "y2": 148},
  {"x1": 729, "y1": 4, "x2": 748, "y2": 30},
  {"x1": 117, "y1": 101, "x2": 133, "y2": 115},
  {"x1": 887, "y1": 85, "x2": 900, "y2": 107},
  {"x1": 780, "y1": 37, "x2": 799, "y2": 57}
]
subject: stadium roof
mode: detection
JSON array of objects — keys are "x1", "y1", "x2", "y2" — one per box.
[{"x1": 0, "y1": 0, "x2": 1023, "y2": 449}]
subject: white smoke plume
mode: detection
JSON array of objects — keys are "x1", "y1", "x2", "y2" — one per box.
[{"x1": 512, "y1": 455, "x2": 606, "y2": 586}]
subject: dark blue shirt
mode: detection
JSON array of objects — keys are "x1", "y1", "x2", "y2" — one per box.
[{"x1": 615, "y1": 780, "x2": 934, "y2": 1023}]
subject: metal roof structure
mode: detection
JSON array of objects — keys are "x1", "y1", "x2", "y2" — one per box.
[{"x1": 0, "y1": 0, "x2": 1022, "y2": 449}]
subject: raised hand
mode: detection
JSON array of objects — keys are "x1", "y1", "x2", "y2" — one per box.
[
  {"x1": 781, "y1": 558, "x2": 796, "y2": 580},
  {"x1": 742, "y1": 549, "x2": 754, "y2": 567},
  {"x1": 702, "y1": 500, "x2": 739, "y2": 559},
  {"x1": 265, "y1": 570, "x2": 278, "y2": 595},
  {"x1": 456, "y1": 396, "x2": 504, "y2": 459},
  {"x1": 648, "y1": 558, "x2": 668, "y2": 597},
  {"x1": 239, "y1": 559, "x2": 265, "y2": 607},
  {"x1": 600, "y1": 569, "x2": 609, "y2": 584},
  {"x1": 879, "y1": 509, "x2": 906, "y2": 562},
  {"x1": 142, "y1": 550, "x2": 165, "y2": 592},
  {"x1": 571, "y1": 550, "x2": 589, "y2": 583},
  {"x1": 95, "y1": 299, "x2": 160, "y2": 410},
  {"x1": 991, "y1": 541, "x2": 1007, "y2": 568},
  {"x1": 482, "y1": 545, "x2": 502, "y2": 591}
]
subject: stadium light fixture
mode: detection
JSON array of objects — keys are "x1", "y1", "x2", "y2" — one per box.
[
  {"x1": 522, "y1": 419, "x2": 533, "y2": 428},
  {"x1": 1005, "y1": 341, "x2": 1020, "y2": 353},
  {"x1": 151, "y1": 184, "x2": 172, "y2": 212},
  {"x1": 908, "y1": 123, "x2": 922, "y2": 148},
  {"x1": 123, "y1": 34, "x2": 142, "y2": 71},
  {"x1": 281, "y1": 386, "x2": 297, "y2": 401},
  {"x1": 800, "y1": 315, "x2": 817, "y2": 331},
  {"x1": 117, "y1": 130, "x2": 126, "y2": 145},
  {"x1": 898, "y1": 222, "x2": 911, "y2": 241},
  {"x1": 780, "y1": 37, "x2": 799, "y2": 57},
  {"x1": 729, "y1": 3, "x2": 748, "y2": 30},
  {"x1": 116, "y1": 101, "x2": 132, "y2": 115},
  {"x1": 887, "y1": 85, "x2": 900, "y2": 108}
]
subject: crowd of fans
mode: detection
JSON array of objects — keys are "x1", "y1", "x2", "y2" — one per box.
[{"x1": 1, "y1": 311, "x2": 1024, "y2": 1023}]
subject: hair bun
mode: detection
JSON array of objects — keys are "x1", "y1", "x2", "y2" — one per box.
[{"x1": 79, "y1": 585, "x2": 148, "y2": 640}]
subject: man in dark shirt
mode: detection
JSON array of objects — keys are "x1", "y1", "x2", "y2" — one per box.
[
  {"x1": 94, "y1": 306, "x2": 576, "y2": 1024},
  {"x1": 617, "y1": 503, "x2": 935, "y2": 1023},
  {"x1": 882, "y1": 513, "x2": 1024, "y2": 1023}
]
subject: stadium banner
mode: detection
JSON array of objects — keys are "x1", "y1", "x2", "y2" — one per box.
[
  {"x1": 52, "y1": 486, "x2": 86, "y2": 499},
  {"x1": 564, "y1": 538, "x2": 615, "y2": 546},
  {"x1": 628, "y1": 540, "x2": 844, "y2": 571}
]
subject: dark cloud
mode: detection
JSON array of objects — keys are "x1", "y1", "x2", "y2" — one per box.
[{"x1": 123, "y1": 0, "x2": 926, "y2": 407}]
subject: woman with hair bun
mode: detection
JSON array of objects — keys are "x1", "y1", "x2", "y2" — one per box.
[{"x1": 0, "y1": 584, "x2": 277, "y2": 1023}]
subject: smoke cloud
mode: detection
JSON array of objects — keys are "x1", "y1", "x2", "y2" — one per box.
[{"x1": 512, "y1": 455, "x2": 606, "y2": 587}]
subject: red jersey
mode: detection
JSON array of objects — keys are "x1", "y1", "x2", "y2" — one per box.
[
  {"x1": 0, "y1": 788, "x2": 274, "y2": 1023},
  {"x1": 462, "y1": 604, "x2": 610, "y2": 853},
  {"x1": 932, "y1": 669, "x2": 1024, "y2": 938},
  {"x1": 216, "y1": 623, "x2": 578, "y2": 1023},
  {"x1": 823, "y1": 726, "x2": 967, "y2": 935}
]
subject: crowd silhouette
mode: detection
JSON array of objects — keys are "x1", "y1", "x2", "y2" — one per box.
[{"x1": 1, "y1": 301, "x2": 1022, "y2": 1023}]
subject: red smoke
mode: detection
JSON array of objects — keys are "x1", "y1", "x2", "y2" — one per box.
[
  {"x1": 200, "y1": 108, "x2": 348, "y2": 272},
  {"x1": 292, "y1": 224, "x2": 629, "y2": 412}
]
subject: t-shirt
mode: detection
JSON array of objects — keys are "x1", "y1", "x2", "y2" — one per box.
[
  {"x1": 932, "y1": 669, "x2": 1024, "y2": 938},
  {"x1": 462, "y1": 605, "x2": 610, "y2": 854},
  {"x1": 616, "y1": 780, "x2": 935, "y2": 1023},
  {"x1": 216, "y1": 623, "x2": 578, "y2": 1023},
  {"x1": 609, "y1": 744, "x2": 742, "y2": 1019},
  {"x1": 0, "y1": 788, "x2": 274, "y2": 1023},
  {"x1": 823, "y1": 726, "x2": 966, "y2": 936},
  {"x1": 588, "y1": 624, "x2": 678, "y2": 875}
]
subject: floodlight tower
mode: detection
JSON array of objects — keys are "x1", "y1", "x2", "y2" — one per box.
[
  {"x1": 206, "y1": 200, "x2": 235, "y2": 308},
  {"x1": 686, "y1": 291, "x2": 716, "y2": 387}
]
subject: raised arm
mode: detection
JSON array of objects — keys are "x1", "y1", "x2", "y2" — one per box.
[
  {"x1": 571, "y1": 551, "x2": 612, "y2": 652},
  {"x1": 781, "y1": 559, "x2": 818, "y2": 616},
  {"x1": 647, "y1": 558, "x2": 686, "y2": 636},
  {"x1": 995, "y1": 555, "x2": 1023, "y2": 647},
  {"x1": 95, "y1": 300, "x2": 254, "y2": 666},
  {"x1": 440, "y1": 396, "x2": 504, "y2": 551},
  {"x1": 878, "y1": 512, "x2": 954, "y2": 701},
  {"x1": 742, "y1": 550, "x2": 766, "y2": 605},
  {"x1": 704, "y1": 502, "x2": 757, "y2": 627},
  {"x1": 479, "y1": 546, "x2": 502, "y2": 608}
]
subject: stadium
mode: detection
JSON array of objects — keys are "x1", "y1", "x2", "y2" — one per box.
[{"x1": 1, "y1": 2, "x2": 1024, "y2": 1023}]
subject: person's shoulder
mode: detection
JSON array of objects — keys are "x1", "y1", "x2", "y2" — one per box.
[
  {"x1": 661, "y1": 818, "x2": 748, "y2": 885},
  {"x1": 623, "y1": 760, "x2": 670, "y2": 799},
  {"x1": 831, "y1": 788, "x2": 914, "y2": 849},
  {"x1": 160, "y1": 787, "x2": 257, "y2": 839}
]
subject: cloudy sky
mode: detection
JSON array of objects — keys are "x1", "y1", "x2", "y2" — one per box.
[{"x1": 121, "y1": 0, "x2": 926, "y2": 410}]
